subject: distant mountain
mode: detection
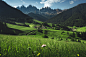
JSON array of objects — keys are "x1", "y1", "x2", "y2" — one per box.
[
  {"x1": 27, "y1": 12, "x2": 48, "y2": 22},
  {"x1": 16, "y1": 5, "x2": 63, "y2": 15},
  {"x1": 45, "y1": 3, "x2": 86, "y2": 27},
  {"x1": 17, "y1": 5, "x2": 39, "y2": 14},
  {"x1": 0, "y1": 0, "x2": 33, "y2": 23},
  {"x1": 17, "y1": 5, "x2": 63, "y2": 21}
]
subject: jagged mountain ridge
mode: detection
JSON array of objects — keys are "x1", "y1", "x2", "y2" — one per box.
[
  {"x1": 16, "y1": 5, "x2": 63, "y2": 15},
  {"x1": 16, "y1": 5, "x2": 67, "y2": 22},
  {"x1": 17, "y1": 5, "x2": 39, "y2": 14},
  {"x1": 45, "y1": 3, "x2": 86, "y2": 27}
]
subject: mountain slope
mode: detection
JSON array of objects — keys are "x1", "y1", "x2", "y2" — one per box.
[
  {"x1": 45, "y1": 3, "x2": 86, "y2": 27},
  {"x1": 0, "y1": 0, "x2": 33, "y2": 23},
  {"x1": 0, "y1": 21, "x2": 23, "y2": 35},
  {"x1": 27, "y1": 12, "x2": 48, "y2": 22}
]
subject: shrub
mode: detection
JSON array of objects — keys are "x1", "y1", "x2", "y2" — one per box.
[
  {"x1": 77, "y1": 39, "x2": 81, "y2": 42},
  {"x1": 61, "y1": 31, "x2": 65, "y2": 34},
  {"x1": 42, "y1": 34, "x2": 48, "y2": 38},
  {"x1": 67, "y1": 32, "x2": 69, "y2": 35},
  {"x1": 52, "y1": 23, "x2": 55, "y2": 27},
  {"x1": 82, "y1": 42, "x2": 84, "y2": 43},
  {"x1": 66, "y1": 38, "x2": 68, "y2": 40},
  {"x1": 51, "y1": 37, "x2": 54, "y2": 39},
  {"x1": 69, "y1": 32, "x2": 75, "y2": 38},
  {"x1": 29, "y1": 32, "x2": 36, "y2": 35},
  {"x1": 43, "y1": 30, "x2": 48, "y2": 34},
  {"x1": 67, "y1": 37, "x2": 71, "y2": 39},
  {"x1": 71, "y1": 38, "x2": 77, "y2": 41},
  {"x1": 61, "y1": 38, "x2": 63, "y2": 40}
]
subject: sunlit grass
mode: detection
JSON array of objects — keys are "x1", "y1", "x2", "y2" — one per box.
[
  {"x1": 76, "y1": 26, "x2": 86, "y2": 32},
  {"x1": 0, "y1": 34, "x2": 86, "y2": 57},
  {"x1": 1, "y1": 21, "x2": 86, "y2": 57},
  {"x1": 6, "y1": 23, "x2": 37, "y2": 31}
]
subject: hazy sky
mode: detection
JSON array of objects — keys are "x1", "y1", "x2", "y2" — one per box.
[{"x1": 2, "y1": 0, "x2": 86, "y2": 10}]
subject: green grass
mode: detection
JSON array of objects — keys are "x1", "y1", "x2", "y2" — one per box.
[
  {"x1": 6, "y1": 23, "x2": 37, "y2": 31},
  {"x1": 76, "y1": 26, "x2": 86, "y2": 32},
  {"x1": 1, "y1": 21, "x2": 86, "y2": 57},
  {"x1": 0, "y1": 34, "x2": 86, "y2": 57},
  {"x1": 33, "y1": 19, "x2": 43, "y2": 24}
]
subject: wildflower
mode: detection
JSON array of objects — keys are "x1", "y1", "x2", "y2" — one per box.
[
  {"x1": 77, "y1": 54, "x2": 79, "y2": 56},
  {"x1": 0, "y1": 54, "x2": 1, "y2": 56},
  {"x1": 41, "y1": 44, "x2": 46, "y2": 47},
  {"x1": 37, "y1": 53, "x2": 40, "y2": 56}
]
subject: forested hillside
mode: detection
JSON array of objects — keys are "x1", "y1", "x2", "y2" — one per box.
[
  {"x1": 45, "y1": 3, "x2": 86, "y2": 27},
  {"x1": 0, "y1": 0, "x2": 33, "y2": 23}
]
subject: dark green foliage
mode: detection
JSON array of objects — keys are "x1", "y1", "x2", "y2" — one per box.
[
  {"x1": 0, "y1": 21, "x2": 24, "y2": 35},
  {"x1": 28, "y1": 31, "x2": 36, "y2": 35},
  {"x1": 54, "y1": 25, "x2": 70, "y2": 31},
  {"x1": 42, "y1": 22, "x2": 51, "y2": 27},
  {"x1": 37, "y1": 29, "x2": 43, "y2": 33},
  {"x1": 54, "y1": 24, "x2": 60, "y2": 30},
  {"x1": 72, "y1": 32, "x2": 75, "y2": 38},
  {"x1": 33, "y1": 21, "x2": 41, "y2": 25},
  {"x1": 77, "y1": 39, "x2": 81, "y2": 42},
  {"x1": 56, "y1": 24, "x2": 60, "y2": 26},
  {"x1": 52, "y1": 23, "x2": 55, "y2": 27},
  {"x1": 43, "y1": 30, "x2": 48, "y2": 34},
  {"x1": 76, "y1": 32, "x2": 81, "y2": 37},
  {"x1": 73, "y1": 26, "x2": 76, "y2": 29},
  {"x1": 60, "y1": 26, "x2": 70, "y2": 31},
  {"x1": 61, "y1": 31, "x2": 65, "y2": 34},
  {"x1": 60, "y1": 38, "x2": 63, "y2": 40},
  {"x1": 67, "y1": 37, "x2": 71, "y2": 39},
  {"x1": 71, "y1": 38, "x2": 77, "y2": 41},
  {"x1": 67, "y1": 32, "x2": 69, "y2": 35},
  {"x1": 66, "y1": 38, "x2": 68, "y2": 40},
  {"x1": 51, "y1": 37, "x2": 54, "y2": 39},
  {"x1": 82, "y1": 42, "x2": 84, "y2": 43},
  {"x1": 42, "y1": 34, "x2": 48, "y2": 38},
  {"x1": 45, "y1": 3, "x2": 86, "y2": 27},
  {"x1": 42, "y1": 22, "x2": 48, "y2": 26},
  {"x1": 76, "y1": 32, "x2": 86, "y2": 40},
  {"x1": 26, "y1": 18, "x2": 33, "y2": 23},
  {"x1": 69, "y1": 32, "x2": 75, "y2": 38}
]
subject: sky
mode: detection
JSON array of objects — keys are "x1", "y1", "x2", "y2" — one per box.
[{"x1": 2, "y1": 0, "x2": 86, "y2": 10}]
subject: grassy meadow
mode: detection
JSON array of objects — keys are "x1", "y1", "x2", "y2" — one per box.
[{"x1": 0, "y1": 19, "x2": 86, "y2": 57}]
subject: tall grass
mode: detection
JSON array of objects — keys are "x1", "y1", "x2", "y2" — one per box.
[{"x1": 0, "y1": 34, "x2": 86, "y2": 57}]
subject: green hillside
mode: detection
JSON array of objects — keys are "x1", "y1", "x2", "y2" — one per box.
[
  {"x1": 1, "y1": 18, "x2": 86, "y2": 57},
  {"x1": 45, "y1": 3, "x2": 86, "y2": 27}
]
